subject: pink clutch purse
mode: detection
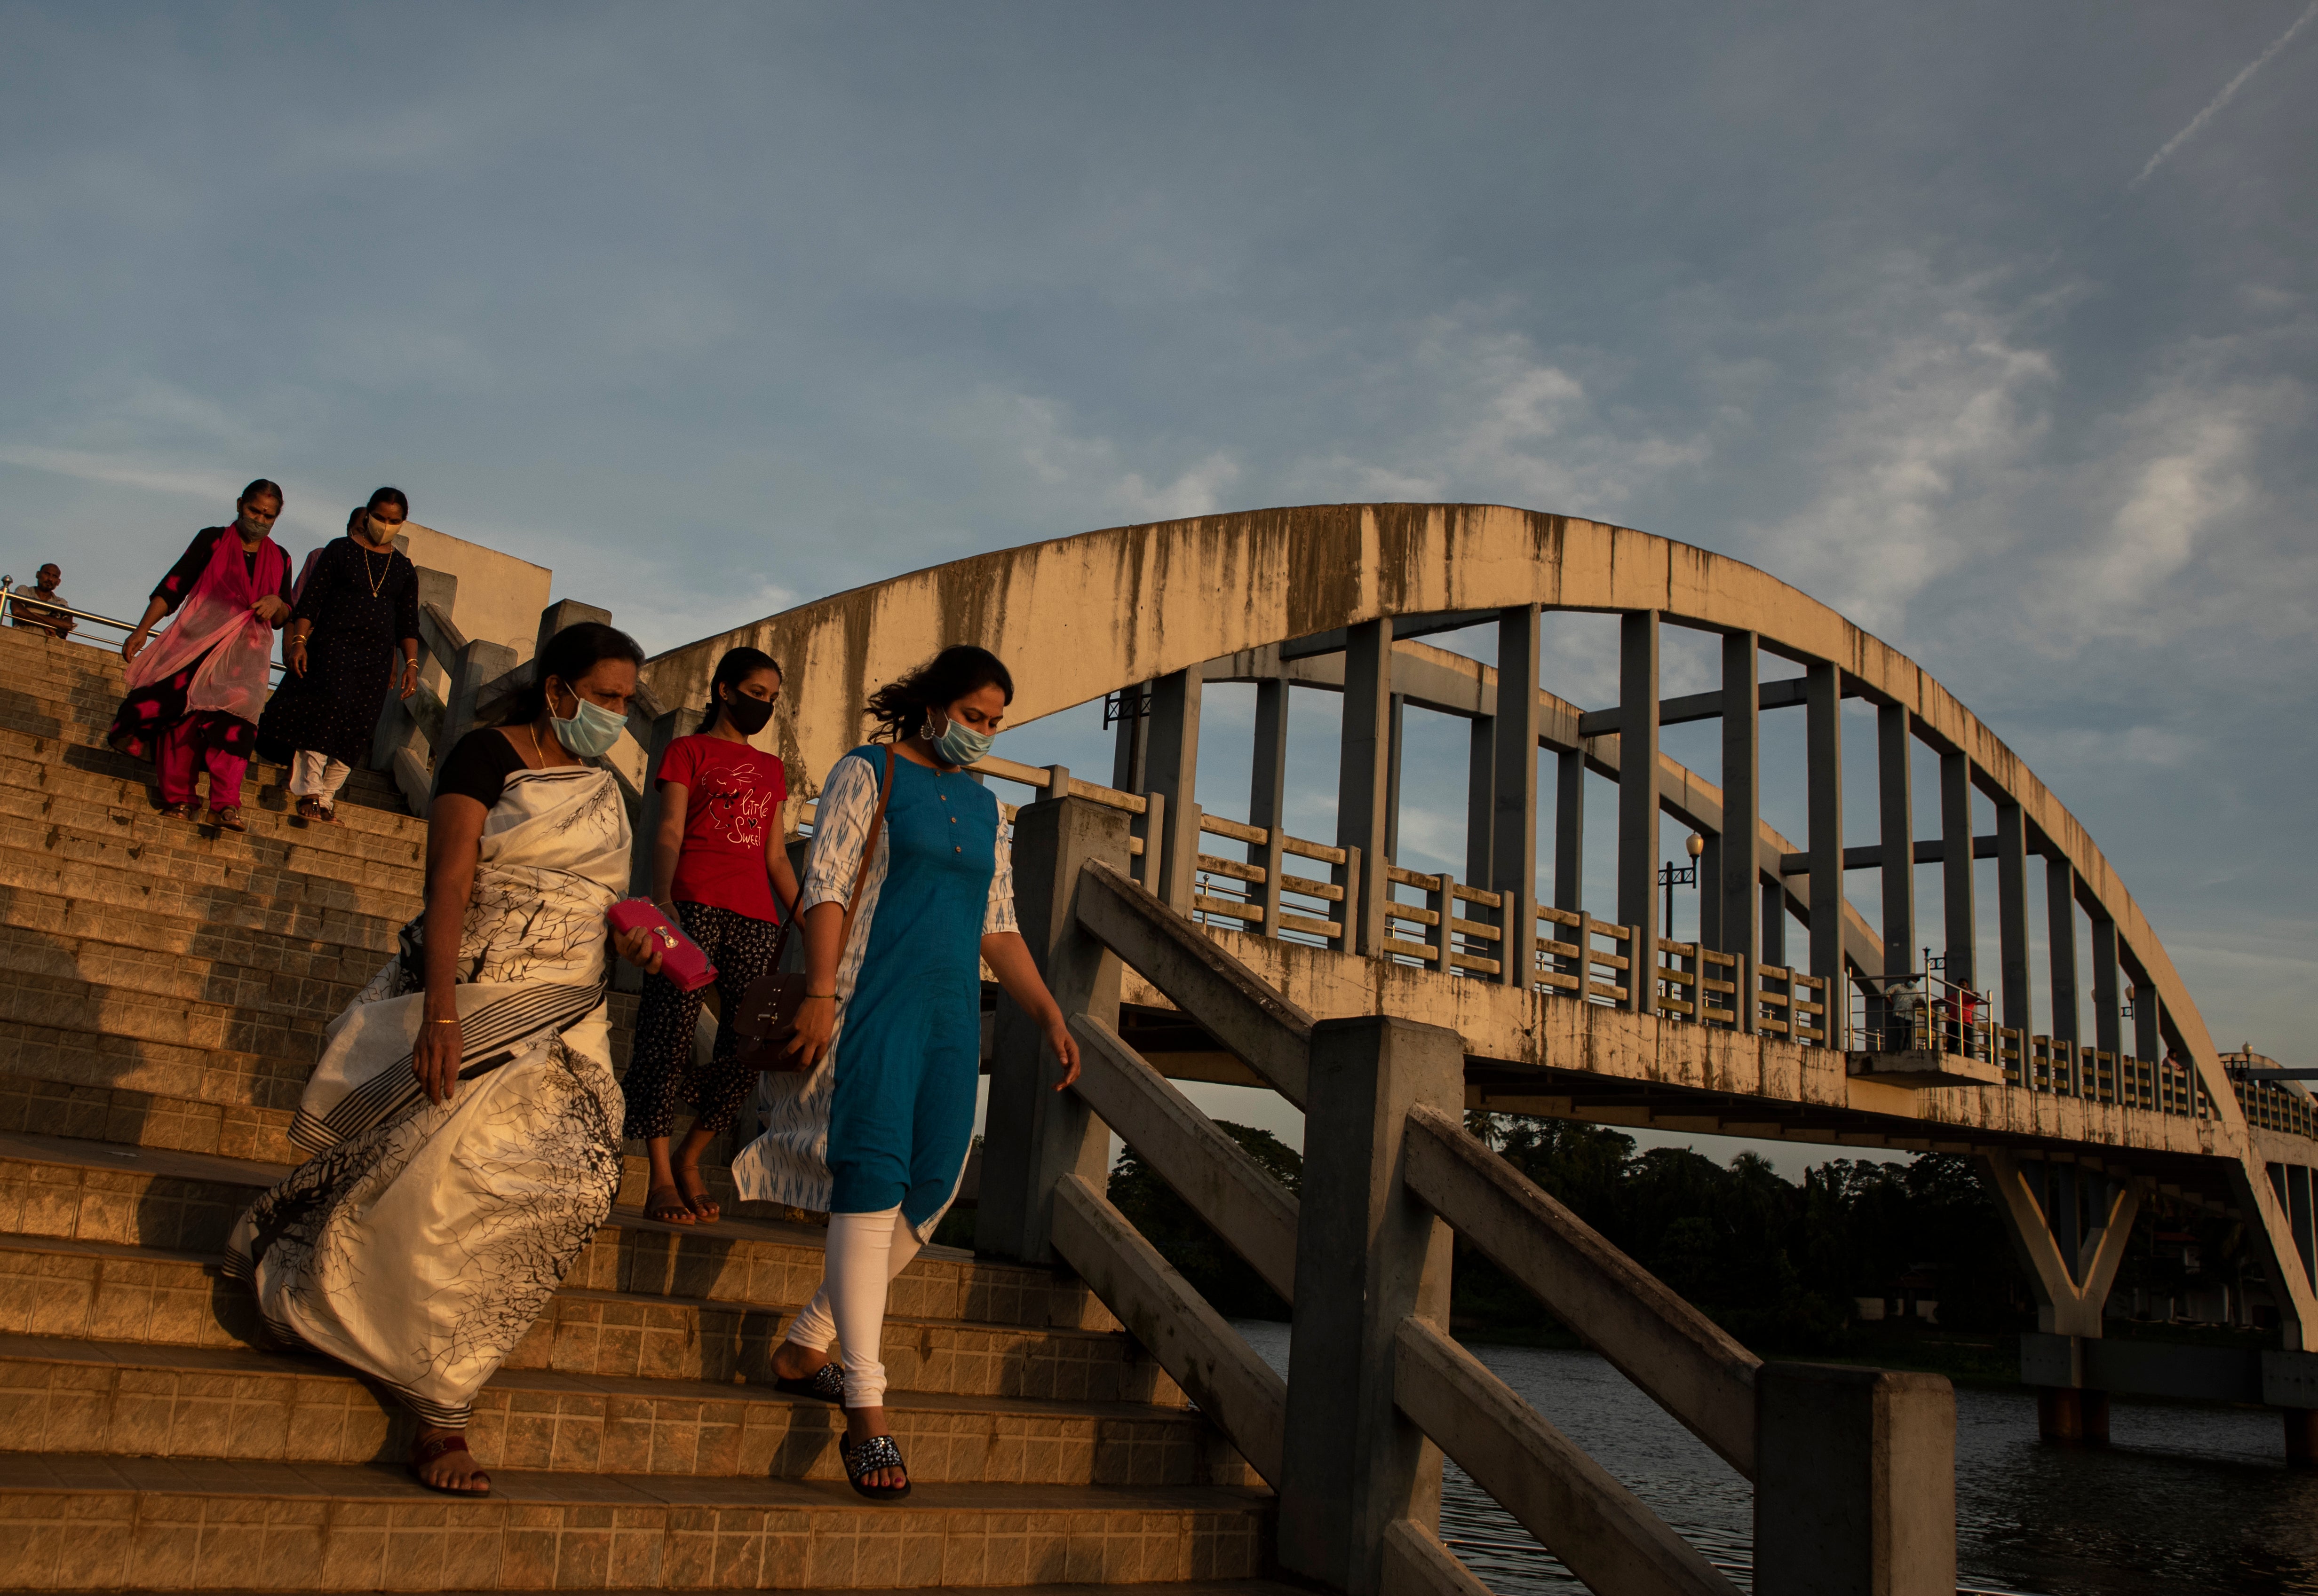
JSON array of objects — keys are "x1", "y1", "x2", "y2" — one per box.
[{"x1": 607, "y1": 899, "x2": 718, "y2": 992}]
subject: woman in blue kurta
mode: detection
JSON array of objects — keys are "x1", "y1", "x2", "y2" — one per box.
[{"x1": 730, "y1": 645, "x2": 1079, "y2": 1499}]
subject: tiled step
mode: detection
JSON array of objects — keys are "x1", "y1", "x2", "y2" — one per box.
[
  {"x1": 0, "y1": 1133, "x2": 1115, "y2": 1336},
  {"x1": 0, "y1": 914, "x2": 648, "y2": 1047},
  {"x1": 0, "y1": 1454, "x2": 1271, "y2": 1590},
  {"x1": 0, "y1": 1333, "x2": 1231, "y2": 1488},
  {"x1": 0, "y1": 733, "x2": 421, "y2": 858},
  {"x1": 0, "y1": 1232, "x2": 1157, "y2": 1406},
  {"x1": 0, "y1": 807, "x2": 427, "y2": 931},
  {"x1": 0, "y1": 697, "x2": 410, "y2": 819},
  {"x1": 0, "y1": 835, "x2": 405, "y2": 967},
  {"x1": 0, "y1": 981, "x2": 722, "y2": 1172}
]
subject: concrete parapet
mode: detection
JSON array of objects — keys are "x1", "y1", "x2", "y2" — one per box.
[
  {"x1": 1278, "y1": 1015, "x2": 1462, "y2": 1596},
  {"x1": 977, "y1": 791, "x2": 1128, "y2": 1265},
  {"x1": 1754, "y1": 1362, "x2": 1956, "y2": 1596}
]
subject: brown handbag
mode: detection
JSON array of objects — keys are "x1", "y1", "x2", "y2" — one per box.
[{"x1": 731, "y1": 746, "x2": 897, "y2": 1073}]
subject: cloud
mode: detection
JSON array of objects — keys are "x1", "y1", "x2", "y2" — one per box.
[
  {"x1": 2028, "y1": 375, "x2": 2298, "y2": 647},
  {"x1": 1748, "y1": 261, "x2": 2060, "y2": 635},
  {"x1": 0, "y1": 443, "x2": 244, "y2": 503},
  {"x1": 960, "y1": 389, "x2": 1244, "y2": 523},
  {"x1": 2130, "y1": 1, "x2": 2318, "y2": 187},
  {"x1": 1280, "y1": 313, "x2": 1713, "y2": 514}
]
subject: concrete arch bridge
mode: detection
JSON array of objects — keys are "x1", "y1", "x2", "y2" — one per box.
[{"x1": 630, "y1": 503, "x2": 2318, "y2": 1594}]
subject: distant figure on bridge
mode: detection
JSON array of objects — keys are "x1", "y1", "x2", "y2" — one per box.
[
  {"x1": 223, "y1": 621, "x2": 669, "y2": 1497},
  {"x1": 256, "y1": 487, "x2": 421, "y2": 822},
  {"x1": 108, "y1": 480, "x2": 294, "y2": 830},
  {"x1": 622, "y1": 645, "x2": 801, "y2": 1226},
  {"x1": 9, "y1": 564, "x2": 74, "y2": 639},
  {"x1": 738, "y1": 644, "x2": 1080, "y2": 1501}
]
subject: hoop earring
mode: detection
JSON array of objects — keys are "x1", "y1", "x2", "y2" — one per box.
[{"x1": 921, "y1": 707, "x2": 940, "y2": 743}]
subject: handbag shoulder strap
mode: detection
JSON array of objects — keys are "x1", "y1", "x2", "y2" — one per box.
[{"x1": 765, "y1": 744, "x2": 900, "y2": 968}]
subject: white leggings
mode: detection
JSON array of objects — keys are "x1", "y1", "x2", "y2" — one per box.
[
  {"x1": 289, "y1": 750, "x2": 352, "y2": 803},
  {"x1": 782, "y1": 1205, "x2": 924, "y2": 1408}
]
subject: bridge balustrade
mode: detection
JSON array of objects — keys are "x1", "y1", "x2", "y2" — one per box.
[{"x1": 966, "y1": 795, "x2": 1955, "y2": 1596}]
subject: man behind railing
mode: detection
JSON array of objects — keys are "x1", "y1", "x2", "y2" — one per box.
[{"x1": 8, "y1": 564, "x2": 74, "y2": 640}]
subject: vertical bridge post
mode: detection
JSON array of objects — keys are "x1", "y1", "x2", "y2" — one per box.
[
  {"x1": 976, "y1": 791, "x2": 1129, "y2": 1264},
  {"x1": 1617, "y1": 612, "x2": 1659, "y2": 1012},
  {"x1": 1277, "y1": 1016, "x2": 1462, "y2": 1596},
  {"x1": 1755, "y1": 1364, "x2": 1957, "y2": 1596},
  {"x1": 1877, "y1": 704, "x2": 1914, "y2": 993},
  {"x1": 1339, "y1": 620, "x2": 1395, "y2": 954},
  {"x1": 1145, "y1": 669, "x2": 1203, "y2": 912},
  {"x1": 1939, "y1": 751, "x2": 1977, "y2": 996},
  {"x1": 1806, "y1": 662, "x2": 1844, "y2": 1047},
  {"x1": 1720, "y1": 631, "x2": 1759, "y2": 1030},
  {"x1": 1491, "y1": 605, "x2": 1540, "y2": 989}
]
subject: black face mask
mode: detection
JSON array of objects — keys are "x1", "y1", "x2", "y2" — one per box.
[{"x1": 721, "y1": 691, "x2": 775, "y2": 736}]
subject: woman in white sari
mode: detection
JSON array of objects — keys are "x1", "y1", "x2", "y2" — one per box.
[{"x1": 227, "y1": 622, "x2": 666, "y2": 1495}]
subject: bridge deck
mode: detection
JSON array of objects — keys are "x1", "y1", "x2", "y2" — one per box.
[{"x1": 1120, "y1": 927, "x2": 2302, "y2": 1217}]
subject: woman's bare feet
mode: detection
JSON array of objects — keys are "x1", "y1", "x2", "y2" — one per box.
[
  {"x1": 844, "y1": 1406, "x2": 906, "y2": 1492},
  {"x1": 771, "y1": 1341, "x2": 830, "y2": 1383},
  {"x1": 674, "y1": 1159, "x2": 720, "y2": 1223},
  {"x1": 674, "y1": 1124, "x2": 721, "y2": 1222},
  {"x1": 411, "y1": 1424, "x2": 491, "y2": 1493},
  {"x1": 644, "y1": 1182, "x2": 695, "y2": 1225}
]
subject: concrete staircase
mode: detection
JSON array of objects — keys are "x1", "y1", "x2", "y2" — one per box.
[{"x1": 0, "y1": 626, "x2": 1274, "y2": 1591}]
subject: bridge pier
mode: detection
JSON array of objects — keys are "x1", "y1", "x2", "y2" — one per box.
[
  {"x1": 2286, "y1": 1408, "x2": 2318, "y2": 1466},
  {"x1": 2035, "y1": 1384, "x2": 2111, "y2": 1446}
]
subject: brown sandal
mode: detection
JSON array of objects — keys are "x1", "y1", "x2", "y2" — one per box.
[
  {"x1": 205, "y1": 807, "x2": 246, "y2": 832},
  {"x1": 157, "y1": 802, "x2": 196, "y2": 820},
  {"x1": 295, "y1": 796, "x2": 337, "y2": 823},
  {"x1": 677, "y1": 1170, "x2": 721, "y2": 1225},
  {"x1": 410, "y1": 1431, "x2": 491, "y2": 1495},
  {"x1": 644, "y1": 1183, "x2": 695, "y2": 1225}
]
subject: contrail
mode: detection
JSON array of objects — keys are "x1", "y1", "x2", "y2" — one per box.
[{"x1": 2131, "y1": 0, "x2": 2317, "y2": 187}]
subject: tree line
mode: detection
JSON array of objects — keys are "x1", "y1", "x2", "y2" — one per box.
[{"x1": 1105, "y1": 1115, "x2": 2035, "y2": 1353}]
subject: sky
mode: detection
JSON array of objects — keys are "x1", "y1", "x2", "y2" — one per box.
[{"x1": 4, "y1": 3, "x2": 2314, "y2": 1171}]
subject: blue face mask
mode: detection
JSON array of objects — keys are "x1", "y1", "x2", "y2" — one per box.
[
  {"x1": 929, "y1": 708, "x2": 994, "y2": 767},
  {"x1": 551, "y1": 687, "x2": 627, "y2": 758}
]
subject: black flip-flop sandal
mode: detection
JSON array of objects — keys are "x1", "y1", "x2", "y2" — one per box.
[
  {"x1": 773, "y1": 1360, "x2": 845, "y2": 1402},
  {"x1": 411, "y1": 1432, "x2": 492, "y2": 1495},
  {"x1": 840, "y1": 1432, "x2": 911, "y2": 1501}
]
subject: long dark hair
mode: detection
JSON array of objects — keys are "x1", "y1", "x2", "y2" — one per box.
[
  {"x1": 700, "y1": 645, "x2": 782, "y2": 733},
  {"x1": 863, "y1": 645, "x2": 1015, "y2": 743},
  {"x1": 499, "y1": 621, "x2": 645, "y2": 725},
  {"x1": 367, "y1": 486, "x2": 409, "y2": 516}
]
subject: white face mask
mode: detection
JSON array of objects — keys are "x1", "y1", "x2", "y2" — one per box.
[{"x1": 365, "y1": 515, "x2": 401, "y2": 545}]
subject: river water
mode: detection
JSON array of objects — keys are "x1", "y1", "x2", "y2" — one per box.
[{"x1": 1230, "y1": 1319, "x2": 2318, "y2": 1594}]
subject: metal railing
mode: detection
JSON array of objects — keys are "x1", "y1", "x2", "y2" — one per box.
[{"x1": 0, "y1": 576, "x2": 289, "y2": 678}]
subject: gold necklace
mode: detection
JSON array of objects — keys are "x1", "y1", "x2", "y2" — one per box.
[{"x1": 355, "y1": 537, "x2": 391, "y2": 598}]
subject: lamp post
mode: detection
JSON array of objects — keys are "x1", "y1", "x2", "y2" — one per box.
[{"x1": 1659, "y1": 833, "x2": 1706, "y2": 939}]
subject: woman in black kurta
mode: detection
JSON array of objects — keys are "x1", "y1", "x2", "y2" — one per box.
[{"x1": 257, "y1": 489, "x2": 421, "y2": 821}]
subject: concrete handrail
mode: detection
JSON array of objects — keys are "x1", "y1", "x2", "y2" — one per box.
[
  {"x1": 1393, "y1": 1316, "x2": 1742, "y2": 1596},
  {"x1": 1068, "y1": 1012, "x2": 1300, "y2": 1301},
  {"x1": 1073, "y1": 856, "x2": 1316, "y2": 1106},
  {"x1": 1401, "y1": 1101, "x2": 1762, "y2": 1478},
  {"x1": 1048, "y1": 1172, "x2": 1287, "y2": 1487}
]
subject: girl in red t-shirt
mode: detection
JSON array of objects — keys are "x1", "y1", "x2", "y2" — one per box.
[{"x1": 624, "y1": 646, "x2": 802, "y2": 1224}]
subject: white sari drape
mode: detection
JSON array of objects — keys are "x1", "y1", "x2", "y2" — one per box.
[{"x1": 225, "y1": 763, "x2": 631, "y2": 1427}]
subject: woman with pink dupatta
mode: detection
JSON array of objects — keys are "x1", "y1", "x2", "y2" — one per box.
[{"x1": 108, "y1": 479, "x2": 295, "y2": 830}]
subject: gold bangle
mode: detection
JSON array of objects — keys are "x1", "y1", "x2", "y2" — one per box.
[
  {"x1": 425, "y1": 1017, "x2": 460, "y2": 1025},
  {"x1": 805, "y1": 991, "x2": 836, "y2": 1001}
]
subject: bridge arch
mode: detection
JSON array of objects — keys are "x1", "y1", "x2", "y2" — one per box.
[{"x1": 646, "y1": 502, "x2": 2227, "y2": 1104}]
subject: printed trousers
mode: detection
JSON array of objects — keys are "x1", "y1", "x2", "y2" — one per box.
[{"x1": 621, "y1": 901, "x2": 784, "y2": 1141}]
